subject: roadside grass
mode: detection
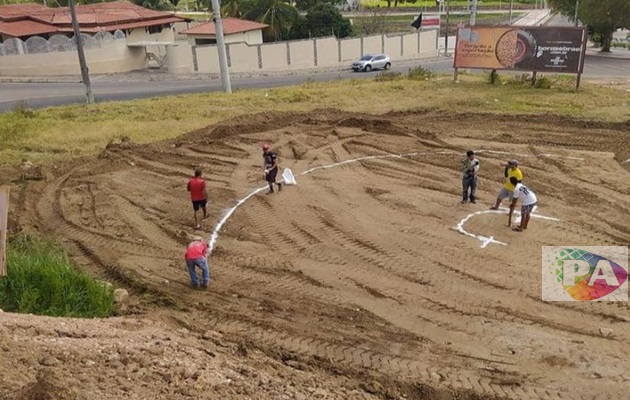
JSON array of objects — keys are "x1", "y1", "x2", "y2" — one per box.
[
  {"x1": 361, "y1": 0, "x2": 534, "y2": 8},
  {"x1": 0, "y1": 234, "x2": 115, "y2": 318},
  {"x1": 1, "y1": 73, "x2": 629, "y2": 167},
  {"x1": 350, "y1": 12, "x2": 520, "y2": 35}
]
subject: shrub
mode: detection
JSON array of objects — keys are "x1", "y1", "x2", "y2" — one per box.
[
  {"x1": 407, "y1": 65, "x2": 434, "y2": 80},
  {"x1": 0, "y1": 234, "x2": 115, "y2": 318},
  {"x1": 488, "y1": 69, "x2": 500, "y2": 85},
  {"x1": 534, "y1": 76, "x2": 553, "y2": 89},
  {"x1": 374, "y1": 71, "x2": 403, "y2": 82}
]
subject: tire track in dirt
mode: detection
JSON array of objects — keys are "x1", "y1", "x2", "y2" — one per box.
[{"x1": 36, "y1": 174, "x2": 172, "y2": 259}]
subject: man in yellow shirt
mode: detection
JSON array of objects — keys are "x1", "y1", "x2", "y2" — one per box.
[{"x1": 490, "y1": 159, "x2": 523, "y2": 210}]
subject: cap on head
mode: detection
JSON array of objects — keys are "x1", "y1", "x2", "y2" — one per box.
[
  {"x1": 262, "y1": 143, "x2": 270, "y2": 151},
  {"x1": 466, "y1": 150, "x2": 474, "y2": 157},
  {"x1": 509, "y1": 159, "x2": 518, "y2": 166},
  {"x1": 192, "y1": 235, "x2": 203, "y2": 242}
]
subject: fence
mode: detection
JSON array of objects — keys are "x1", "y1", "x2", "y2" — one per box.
[{"x1": 168, "y1": 29, "x2": 439, "y2": 74}]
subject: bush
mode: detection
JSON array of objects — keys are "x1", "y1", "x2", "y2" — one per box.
[
  {"x1": 407, "y1": 65, "x2": 434, "y2": 80},
  {"x1": 534, "y1": 76, "x2": 553, "y2": 89},
  {"x1": 374, "y1": 71, "x2": 403, "y2": 81},
  {"x1": 488, "y1": 69, "x2": 500, "y2": 85},
  {"x1": 0, "y1": 234, "x2": 115, "y2": 318}
]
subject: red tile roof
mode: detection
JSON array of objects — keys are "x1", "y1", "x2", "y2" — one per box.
[
  {"x1": 0, "y1": 19, "x2": 58, "y2": 38},
  {"x1": 181, "y1": 18, "x2": 268, "y2": 36},
  {"x1": 0, "y1": 1, "x2": 186, "y2": 37}
]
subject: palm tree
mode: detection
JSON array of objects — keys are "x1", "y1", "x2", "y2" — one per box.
[
  {"x1": 243, "y1": 0, "x2": 298, "y2": 41},
  {"x1": 221, "y1": 0, "x2": 246, "y2": 18}
]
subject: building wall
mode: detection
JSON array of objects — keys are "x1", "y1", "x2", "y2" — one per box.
[
  {"x1": 178, "y1": 29, "x2": 438, "y2": 74},
  {"x1": 186, "y1": 29, "x2": 264, "y2": 46},
  {"x1": 127, "y1": 26, "x2": 176, "y2": 43},
  {"x1": 0, "y1": 41, "x2": 147, "y2": 76},
  {"x1": 166, "y1": 42, "x2": 194, "y2": 73}
]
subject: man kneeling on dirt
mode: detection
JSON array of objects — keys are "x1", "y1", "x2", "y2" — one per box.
[
  {"x1": 185, "y1": 235, "x2": 210, "y2": 289},
  {"x1": 508, "y1": 177, "x2": 537, "y2": 232}
]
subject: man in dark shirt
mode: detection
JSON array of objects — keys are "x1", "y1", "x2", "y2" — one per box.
[
  {"x1": 262, "y1": 143, "x2": 282, "y2": 195},
  {"x1": 187, "y1": 168, "x2": 208, "y2": 229}
]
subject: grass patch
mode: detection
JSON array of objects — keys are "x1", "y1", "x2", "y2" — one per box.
[
  {"x1": 0, "y1": 234, "x2": 115, "y2": 318},
  {"x1": 361, "y1": 0, "x2": 533, "y2": 8},
  {"x1": 374, "y1": 71, "x2": 404, "y2": 81},
  {"x1": 408, "y1": 65, "x2": 435, "y2": 80},
  {"x1": 1, "y1": 74, "x2": 629, "y2": 167}
]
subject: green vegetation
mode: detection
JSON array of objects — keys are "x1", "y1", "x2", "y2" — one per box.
[
  {"x1": 350, "y1": 12, "x2": 521, "y2": 36},
  {"x1": 362, "y1": 0, "x2": 534, "y2": 8},
  {"x1": 407, "y1": 65, "x2": 435, "y2": 80},
  {"x1": 549, "y1": 0, "x2": 630, "y2": 52},
  {"x1": 0, "y1": 234, "x2": 115, "y2": 318},
  {"x1": 1, "y1": 74, "x2": 629, "y2": 167}
]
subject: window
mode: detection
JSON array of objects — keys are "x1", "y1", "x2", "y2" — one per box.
[{"x1": 195, "y1": 38, "x2": 217, "y2": 46}]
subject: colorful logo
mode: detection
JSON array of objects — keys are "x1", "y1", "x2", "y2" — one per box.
[{"x1": 542, "y1": 247, "x2": 628, "y2": 301}]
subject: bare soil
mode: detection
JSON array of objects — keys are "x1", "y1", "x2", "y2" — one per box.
[{"x1": 2, "y1": 109, "x2": 629, "y2": 400}]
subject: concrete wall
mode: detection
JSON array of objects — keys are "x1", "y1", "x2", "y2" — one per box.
[
  {"x1": 166, "y1": 42, "x2": 194, "y2": 73},
  {"x1": 177, "y1": 29, "x2": 438, "y2": 74},
  {"x1": 0, "y1": 41, "x2": 147, "y2": 76},
  {"x1": 186, "y1": 29, "x2": 264, "y2": 46},
  {"x1": 259, "y1": 42, "x2": 287, "y2": 69},
  {"x1": 127, "y1": 26, "x2": 176, "y2": 44},
  {"x1": 227, "y1": 42, "x2": 259, "y2": 73},
  {"x1": 315, "y1": 37, "x2": 338, "y2": 67}
]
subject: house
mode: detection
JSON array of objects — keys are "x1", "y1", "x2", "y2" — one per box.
[
  {"x1": 0, "y1": 1, "x2": 188, "y2": 44},
  {"x1": 181, "y1": 18, "x2": 268, "y2": 46}
]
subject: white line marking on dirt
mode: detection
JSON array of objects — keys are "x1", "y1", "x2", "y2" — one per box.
[
  {"x1": 208, "y1": 149, "x2": 575, "y2": 256},
  {"x1": 208, "y1": 186, "x2": 267, "y2": 254},
  {"x1": 454, "y1": 207, "x2": 561, "y2": 248},
  {"x1": 475, "y1": 149, "x2": 585, "y2": 161},
  {"x1": 623, "y1": 159, "x2": 630, "y2": 164}
]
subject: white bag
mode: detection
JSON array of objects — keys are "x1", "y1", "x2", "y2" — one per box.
[{"x1": 282, "y1": 168, "x2": 297, "y2": 185}]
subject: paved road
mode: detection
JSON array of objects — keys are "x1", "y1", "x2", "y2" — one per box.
[
  {"x1": 0, "y1": 58, "x2": 453, "y2": 112},
  {"x1": 1, "y1": 51, "x2": 628, "y2": 113}
]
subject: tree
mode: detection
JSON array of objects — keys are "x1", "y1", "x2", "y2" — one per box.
[
  {"x1": 243, "y1": 0, "x2": 299, "y2": 41},
  {"x1": 294, "y1": 0, "x2": 343, "y2": 12},
  {"x1": 356, "y1": 6, "x2": 390, "y2": 36},
  {"x1": 303, "y1": 3, "x2": 351, "y2": 38},
  {"x1": 548, "y1": 0, "x2": 630, "y2": 52},
  {"x1": 221, "y1": 0, "x2": 249, "y2": 18}
]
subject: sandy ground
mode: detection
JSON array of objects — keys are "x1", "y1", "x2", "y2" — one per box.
[{"x1": 2, "y1": 109, "x2": 629, "y2": 400}]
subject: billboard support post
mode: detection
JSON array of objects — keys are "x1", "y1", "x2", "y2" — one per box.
[
  {"x1": 532, "y1": 71, "x2": 538, "y2": 86},
  {"x1": 576, "y1": 73, "x2": 582, "y2": 91}
]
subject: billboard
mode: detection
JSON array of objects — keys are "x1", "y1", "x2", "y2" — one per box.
[{"x1": 454, "y1": 26, "x2": 587, "y2": 74}]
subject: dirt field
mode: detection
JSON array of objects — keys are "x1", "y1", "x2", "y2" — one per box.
[{"x1": 2, "y1": 109, "x2": 630, "y2": 400}]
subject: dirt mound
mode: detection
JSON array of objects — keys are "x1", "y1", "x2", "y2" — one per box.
[
  {"x1": 6, "y1": 110, "x2": 630, "y2": 399},
  {"x1": 15, "y1": 370, "x2": 77, "y2": 400}
]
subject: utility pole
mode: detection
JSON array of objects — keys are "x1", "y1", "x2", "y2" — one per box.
[
  {"x1": 69, "y1": 0, "x2": 93, "y2": 104},
  {"x1": 209, "y1": 0, "x2": 232, "y2": 93},
  {"x1": 470, "y1": 0, "x2": 478, "y2": 26},
  {"x1": 509, "y1": 0, "x2": 513, "y2": 25},
  {"x1": 444, "y1": 0, "x2": 450, "y2": 56},
  {"x1": 574, "y1": 0, "x2": 579, "y2": 27}
]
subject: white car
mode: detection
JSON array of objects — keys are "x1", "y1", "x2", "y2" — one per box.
[{"x1": 352, "y1": 54, "x2": 391, "y2": 72}]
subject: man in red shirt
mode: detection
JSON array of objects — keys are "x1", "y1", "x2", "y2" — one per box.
[
  {"x1": 185, "y1": 235, "x2": 209, "y2": 289},
  {"x1": 187, "y1": 169, "x2": 208, "y2": 229}
]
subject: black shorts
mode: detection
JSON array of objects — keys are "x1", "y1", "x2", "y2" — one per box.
[
  {"x1": 192, "y1": 199, "x2": 207, "y2": 211},
  {"x1": 265, "y1": 167, "x2": 278, "y2": 183}
]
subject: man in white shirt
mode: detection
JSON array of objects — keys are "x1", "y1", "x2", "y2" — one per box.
[
  {"x1": 461, "y1": 150, "x2": 480, "y2": 204},
  {"x1": 508, "y1": 176, "x2": 537, "y2": 232}
]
